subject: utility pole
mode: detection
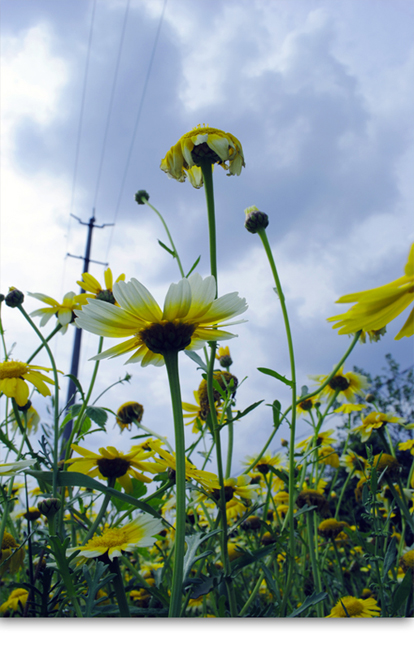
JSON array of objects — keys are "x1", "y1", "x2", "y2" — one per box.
[{"x1": 60, "y1": 210, "x2": 113, "y2": 457}]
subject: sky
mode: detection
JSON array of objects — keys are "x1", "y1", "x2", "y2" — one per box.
[{"x1": 1, "y1": 0, "x2": 414, "y2": 475}]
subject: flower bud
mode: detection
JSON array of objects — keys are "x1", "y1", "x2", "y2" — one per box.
[
  {"x1": 135, "y1": 190, "x2": 150, "y2": 204},
  {"x1": 38, "y1": 498, "x2": 61, "y2": 519},
  {"x1": 5, "y1": 287, "x2": 24, "y2": 308},
  {"x1": 244, "y1": 205, "x2": 269, "y2": 233},
  {"x1": 365, "y1": 393, "x2": 376, "y2": 403}
]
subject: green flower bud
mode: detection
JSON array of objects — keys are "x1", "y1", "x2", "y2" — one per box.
[
  {"x1": 244, "y1": 205, "x2": 269, "y2": 233},
  {"x1": 135, "y1": 190, "x2": 150, "y2": 204},
  {"x1": 5, "y1": 288, "x2": 24, "y2": 308},
  {"x1": 38, "y1": 498, "x2": 61, "y2": 519}
]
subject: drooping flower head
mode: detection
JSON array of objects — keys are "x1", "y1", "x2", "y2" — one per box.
[
  {"x1": 74, "y1": 273, "x2": 247, "y2": 367},
  {"x1": 29, "y1": 291, "x2": 88, "y2": 333},
  {"x1": 0, "y1": 532, "x2": 25, "y2": 578},
  {"x1": 71, "y1": 514, "x2": 164, "y2": 561},
  {"x1": 0, "y1": 360, "x2": 57, "y2": 407},
  {"x1": 160, "y1": 125, "x2": 245, "y2": 189},
  {"x1": 77, "y1": 268, "x2": 126, "y2": 305},
  {"x1": 327, "y1": 242, "x2": 414, "y2": 340},
  {"x1": 116, "y1": 402, "x2": 144, "y2": 431},
  {"x1": 0, "y1": 588, "x2": 29, "y2": 614}
]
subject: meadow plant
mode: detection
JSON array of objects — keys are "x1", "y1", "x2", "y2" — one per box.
[{"x1": 0, "y1": 126, "x2": 413, "y2": 618}]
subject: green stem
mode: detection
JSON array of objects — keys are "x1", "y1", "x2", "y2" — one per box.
[
  {"x1": 82, "y1": 478, "x2": 115, "y2": 544},
  {"x1": 225, "y1": 405, "x2": 234, "y2": 479},
  {"x1": 200, "y1": 161, "x2": 218, "y2": 292},
  {"x1": 163, "y1": 351, "x2": 187, "y2": 618},
  {"x1": 26, "y1": 323, "x2": 62, "y2": 363},
  {"x1": 17, "y1": 306, "x2": 60, "y2": 497},
  {"x1": 334, "y1": 470, "x2": 355, "y2": 519},
  {"x1": 307, "y1": 511, "x2": 324, "y2": 617},
  {"x1": 257, "y1": 228, "x2": 297, "y2": 616},
  {"x1": 142, "y1": 198, "x2": 185, "y2": 278},
  {"x1": 111, "y1": 557, "x2": 130, "y2": 617}
]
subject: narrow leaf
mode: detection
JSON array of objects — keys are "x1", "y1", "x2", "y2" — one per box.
[
  {"x1": 257, "y1": 367, "x2": 293, "y2": 387},
  {"x1": 158, "y1": 240, "x2": 176, "y2": 257},
  {"x1": 186, "y1": 255, "x2": 201, "y2": 277},
  {"x1": 288, "y1": 591, "x2": 327, "y2": 617}
]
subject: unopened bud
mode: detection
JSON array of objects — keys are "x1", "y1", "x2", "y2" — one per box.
[
  {"x1": 38, "y1": 498, "x2": 61, "y2": 519},
  {"x1": 244, "y1": 205, "x2": 269, "y2": 233},
  {"x1": 5, "y1": 287, "x2": 24, "y2": 308},
  {"x1": 135, "y1": 190, "x2": 150, "y2": 205},
  {"x1": 365, "y1": 393, "x2": 376, "y2": 403},
  {"x1": 280, "y1": 438, "x2": 288, "y2": 447}
]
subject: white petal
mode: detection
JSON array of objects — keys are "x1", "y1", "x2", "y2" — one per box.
[
  {"x1": 186, "y1": 274, "x2": 216, "y2": 320},
  {"x1": 163, "y1": 278, "x2": 191, "y2": 320},
  {"x1": 113, "y1": 279, "x2": 162, "y2": 322},
  {"x1": 200, "y1": 293, "x2": 248, "y2": 324}
]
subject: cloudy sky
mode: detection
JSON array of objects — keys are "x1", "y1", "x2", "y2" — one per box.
[{"x1": 1, "y1": 0, "x2": 413, "y2": 473}]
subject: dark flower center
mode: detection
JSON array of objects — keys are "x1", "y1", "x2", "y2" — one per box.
[
  {"x1": 329, "y1": 375, "x2": 350, "y2": 392},
  {"x1": 96, "y1": 289, "x2": 116, "y2": 304},
  {"x1": 140, "y1": 321, "x2": 196, "y2": 355},
  {"x1": 211, "y1": 486, "x2": 235, "y2": 503},
  {"x1": 191, "y1": 142, "x2": 222, "y2": 166},
  {"x1": 97, "y1": 457, "x2": 130, "y2": 479}
]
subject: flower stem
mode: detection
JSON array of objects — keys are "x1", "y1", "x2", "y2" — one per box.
[
  {"x1": 83, "y1": 478, "x2": 115, "y2": 544},
  {"x1": 163, "y1": 350, "x2": 186, "y2": 618},
  {"x1": 141, "y1": 198, "x2": 185, "y2": 278},
  {"x1": 26, "y1": 323, "x2": 62, "y2": 363},
  {"x1": 225, "y1": 405, "x2": 234, "y2": 479},
  {"x1": 200, "y1": 161, "x2": 218, "y2": 293},
  {"x1": 111, "y1": 557, "x2": 130, "y2": 617}
]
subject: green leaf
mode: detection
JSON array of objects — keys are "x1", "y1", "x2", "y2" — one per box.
[
  {"x1": 257, "y1": 367, "x2": 293, "y2": 387},
  {"x1": 111, "y1": 478, "x2": 147, "y2": 511},
  {"x1": 382, "y1": 536, "x2": 397, "y2": 578},
  {"x1": 391, "y1": 569, "x2": 413, "y2": 615},
  {"x1": 230, "y1": 545, "x2": 276, "y2": 577},
  {"x1": 288, "y1": 591, "x2": 327, "y2": 617},
  {"x1": 85, "y1": 406, "x2": 108, "y2": 428},
  {"x1": 184, "y1": 350, "x2": 208, "y2": 372},
  {"x1": 0, "y1": 428, "x2": 19, "y2": 454},
  {"x1": 217, "y1": 400, "x2": 264, "y2": 431},
  {"x1": 158, "y1": 239, "x2": 176, "y2": 257},
  {"x1": 183, "y1": 530, "x2": 221, "y2": 582},
  {"x1": 270, "y1": 400, "x2": 281, "y2": 428},
  {"x1": 268, "y1": 465, "x2": 289, "y2": 485},
  {"x1": 65, "y1": 375, "x2": 85, "y2": 402},
  {"x1": 186, "y1": 255, "x2": 201, "y2": 277},
  {"x1": 300, "y1": 385, "x2": 309, "y2": 398}
]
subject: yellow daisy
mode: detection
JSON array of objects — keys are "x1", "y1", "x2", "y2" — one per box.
[
  {"x1": 296, "y1": 395, "x2": 320, "y2": 416},
  {"x1": 0, "y1": 360, "x2": 57, "y2": 407},
  {"x1": 310, "y1": 366, "x2": 369, "y2": 403},
  {"x1": 148, "y1": 439, "x2": 219, "y2": 490},
  {"x1": 318, "y1": 446, "x2": 340, "y2": 468},
  {"x1": 354, "y1": 412, "x2": 406, "y2": 443},
  {"x1": 74, "y1": 273, "x2": 247, "y2": 367},
  {"x1": 182, "y1": 391, "x2": 214, "y2": 433},
  {"x1": 0, "y1": 588, "x2": 29, "y2": 614},
  {"x1": 29, "y1": 291, "x2": 88, "y2": 333},
  {"x1": 297, "y1": 429, "x2": 336, "y2": 450},
  {"x1": 66, "y1": 444, "x2": 161, "y2": 492},
  {"x1": 160, "y1": 125, "x2": 245, "y2": 189},
  {"x1": 11, "y1": 405, "x2": 40, "y2": 433},
  {"x1": 71, "y1": 513, "x2": 163, "y2": 561},
  {"x1": 327, "y1": 242, "x2": 414, "y2": 340},
  {"x1": 334, "y1": 403, "x2": 367, "y2": 414},
  {"x1": 340, "y1": 451, "x2": 368, "y2": 478},
  {"x1": 326, "y1": 595, "x2": 381, "y2": 617},
  {"x1": 399, "y1": 438, "x2": 414, "y2": 455},
  {"x1": 0, "y1": 532, "x2": 25, "y2": 578},
  {"x1": 77, "y1": 268, "x2": 126, "y2": 304}
]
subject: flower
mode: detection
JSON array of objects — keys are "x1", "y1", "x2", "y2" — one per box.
[
  {"x1": 296, "y1": 489, "x2": 329, "y2": 515},
  {"x1": 318, "y1": 518, "x2": 348, "y2": 539},
  {"x1": 297, "y1": 429, "x2": 336, "y2": 450},
  {"x1": 327, "y1": 242, "x2": 414, "y2": 340},
  {"x1": 116, "y1": 402, "x2": 144, "y2": 431},
  {"x1": 0, "y1": 588, "x2": 29, "y2": 614},
  {"x1": 11, "y1": 405, "x2": 40, "y2": 433},
  {"x1": 399, "y1": 438, "x2": 414, "y2": 455},
  {"x1": 66, "y1": 444, "x2": 160, "y2": 492},
  {"x1": 297, "y1": 395, "x2": 320, "y2": 416},
  {"x1": 29, "y1": 291, "x2": 88, "y2": 333},
  {"x1": 182, "y1": 391, "x2": 218, "y2": 434},
  {"x1": 71, "y1": 514, "x2": 163, "y2": 561},
  {"x1": 334, "y1": 403, "x2": 367, "y2": 414},
  {"x1": 148, "y1": 439, "x2": 219, "y2": 490},
  {"x1": 0, "y1": 360, "x2": 57, "y2": 407},
  {"x1": 160, "y1": 125, "x2": 245, "y2": 189},
  {"x1": 310, "y1": 366, "x2": 369, "y2": 403},
  {"x1": 340, "y1": 451, "x2": 368, "y2": 478},
  {"x1": 216, "y1": 345, "x2": 233, "y2": 368},
  {"x1": 74, "y1": 273, "x2": 247, "y2": 367},
  {"x1": 354, "y1": 412, "x2": 406, "y2": 443},
  {"x1": 318, "y1": 446, "x2": 339, "y2": 468},
  {"x1": 326, "y1": 595, "x2": 381, "y2": 617},
  {"x1": 400, "y1": 549, "x2": 414, "y2": 573},
  {"x1": 0, "y1": 459, "x2": 37, "y2": 476},
  {"x1": 0, "y1": 532, "x2": 25, "y2": 578},
  {"x1": 77, "y1": 268, "x2": 126, "y2": 304},
  {"x1": 372, "y1": 453, "x2": 400, "y2": 481},
  {"x1": 243, "y1": 453, "x2": 283, "y2": 475}
]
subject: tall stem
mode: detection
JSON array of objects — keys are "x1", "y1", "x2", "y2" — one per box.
[
  {"x1": 141, "y1": 198, "x2": 185, "y2": 278},
  {"x1": 163, "y1": 351, "x2": 186, "y2": 618},
  {"x1": 200, "y1": 161, "x2": 217, "y2": 292}
]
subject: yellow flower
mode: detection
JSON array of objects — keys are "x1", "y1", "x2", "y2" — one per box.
[
  {"x1": 327, "y1": 242, "x2": 414, "y2": 340},
  {"x1": 77, "y1": 268, "x2": 126, "y2": 304},
  {"x1": 11, "y1": 405, "x2": 40, "y2": 433},
  {"x1": 318, "y1": 518, "x2": 348, "y2": 539},
  {"x1": 116, "y1": 402, "x2": 144, "y2": 431},
  {"x1": 160, "y1": 125, "x2": 245, "y2": 189},
  {"x1": 400, "y1": 549, "x2": 414, "y2": 573},
  {"x1": 74, "y1": 273, "x2": 247, "y2": 367},
  {"x1": 296, "y1": 395, "x2": 320, "y2": 415},
  {"x1": 29, "y1": 291, "x2": 88, "y2": 333},
  {"x1": 334, "y1": 403, "x2": 367, "y2": 414},
  {"x1": 66, "y1": 444, "x2": 160, "y2": 492},
  {"x1": 243, "y1": 453, "x2": 283, "y2": 475},
  {"x1": 71, "y1": 514, "x2": 163, "y2": 561},
  {"x1": 182, "y1": 391, "x2": 214, "y2": 434},
  {"x1": 354, "y1": 412, "x2": 405, "y2": 443},
  {"x1": 0, "y1": 459, "x2": 36, "y2": 476},
  {"x1": 216, "y1": 345, "x2": 233, "y2": 368},
  {"x1": 0, "y1": 588, "x2": 29, "y2": 614},
  {"x1": 398, "y1": 438, "x2": 414, "y2": 455},
  {"x1": 227, "y1": 542, "x2": 244, "y2": 562},
  {"x1": 326, "y1": 595, "x2": 381, "y2": 617},
  {"x1": 297, "y1": 429, "x2": 336, "y2": 450},
  {"x1": 0, "y1": 360, "x2": 57, "y2": 407},
  {"x1": 340, "y1": 451, "x2": 368, "y2": 478},
  {"x1": 149, "y1": 439, "x2": 219, "y2": 490},
  {"x1": 318, "y1": 446, "x2": 339, "y2": 468},
  {"x1": 310, "y1": 366, "x2": 368, "y2": 403},
  {"x1": 0, "y1": 532, "x2": 25, "y2": 578}
]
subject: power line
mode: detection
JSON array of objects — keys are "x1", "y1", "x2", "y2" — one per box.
[
  {"x1": 92, "y1": 0, "x2": 131, "y2": 211},
  {"x1": 104, "y1": 0, "x2": 168, "y2": 265}
]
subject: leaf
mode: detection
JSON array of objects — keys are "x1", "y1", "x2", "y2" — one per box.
[
  {"x1": 288, "y1": 591, "x2": 328, "y2": 617},
  {"x1": 257, "y1": 367, "x2": 293, "y2": 387},
  {"x1": 85, "y1": 406, "x2": 108, "y2": 429},
  {"x1": 111, "y1": 478, "x2": 147, "y2": 511},
  {"x1": 186, "y1": 255, "x2": 201, "y2": 277},
  {"x1": 300, "y1": 385, "x2": 309, "y2": 398},
  {"x1": 184, "y1": 350, "x2": 208, "y2": 372},
  {"x1": 65, "y1": 375, "x2": 85, "y2": 402},
  {"x1": 0, "y1": 428, "x2": 19, "y2": 454},
  {"x1": 217, "y1": 400, "x2": 264, "y2": 431},
  {"x1": 158, "y1": 239, "x2": 176, "y2": 257},
  {"x1": 382, "y1": 536, "x2": 397, "y2": 578},
  {"x1": 186, "y1": 574, "x2": 221, "y2": 599},
  {"x1": 268, "y1": 465, "x2": 289, "y2": 485},
  {"x1": 270, "y1": 400, "x2": 281, "y2": 428},
  {"x1": 391, "y1": 569, "x2": 413, "y2": 615},
  {"x1": 230, "y1": 545, "x2": 276, "y2": 577},
  {"x1": 81, "y1": 561, "x2": 115, "y2": 618},
  {"x1": 183, "y1": 530, "x2": 221, "y2": 582}
]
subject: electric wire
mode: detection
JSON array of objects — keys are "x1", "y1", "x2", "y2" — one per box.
[
  {"x1": 103, "y1": 0, "x2": 168, "y2": 265},
  {"x1": 92, "y1": 0, "x2": 131, "y2": 212}
]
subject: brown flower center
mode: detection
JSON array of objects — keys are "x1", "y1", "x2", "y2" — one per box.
[
  {"x1": 97, "y1": 457, "x2": 130, "y2": 479},
  {"x1": 211, "y1": 486, "x2": 235, "y2": 502},
  {"x1": 299, "y1": 399, "x2": 313, "y2": 411},
  {"x1": 191, "y1": 142, "x2": 222, "y2": 166},
  {"x1": 329, "y1": 375, "x2": 350, "y2": 392},
  {"x1": 140, "y1": 321, "x2": 196, "y2": 355}
]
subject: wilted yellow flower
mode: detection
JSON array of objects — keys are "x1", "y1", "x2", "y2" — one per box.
[
  {"x1": 327, "y1": 243, "x2": 414, "y2": 340},
  {"x1": 160, "y1": 125, "x2": 245, "y2": 189},
  {"x1": 0, "y1": 533, "x2": 25, "y2": 578}
]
